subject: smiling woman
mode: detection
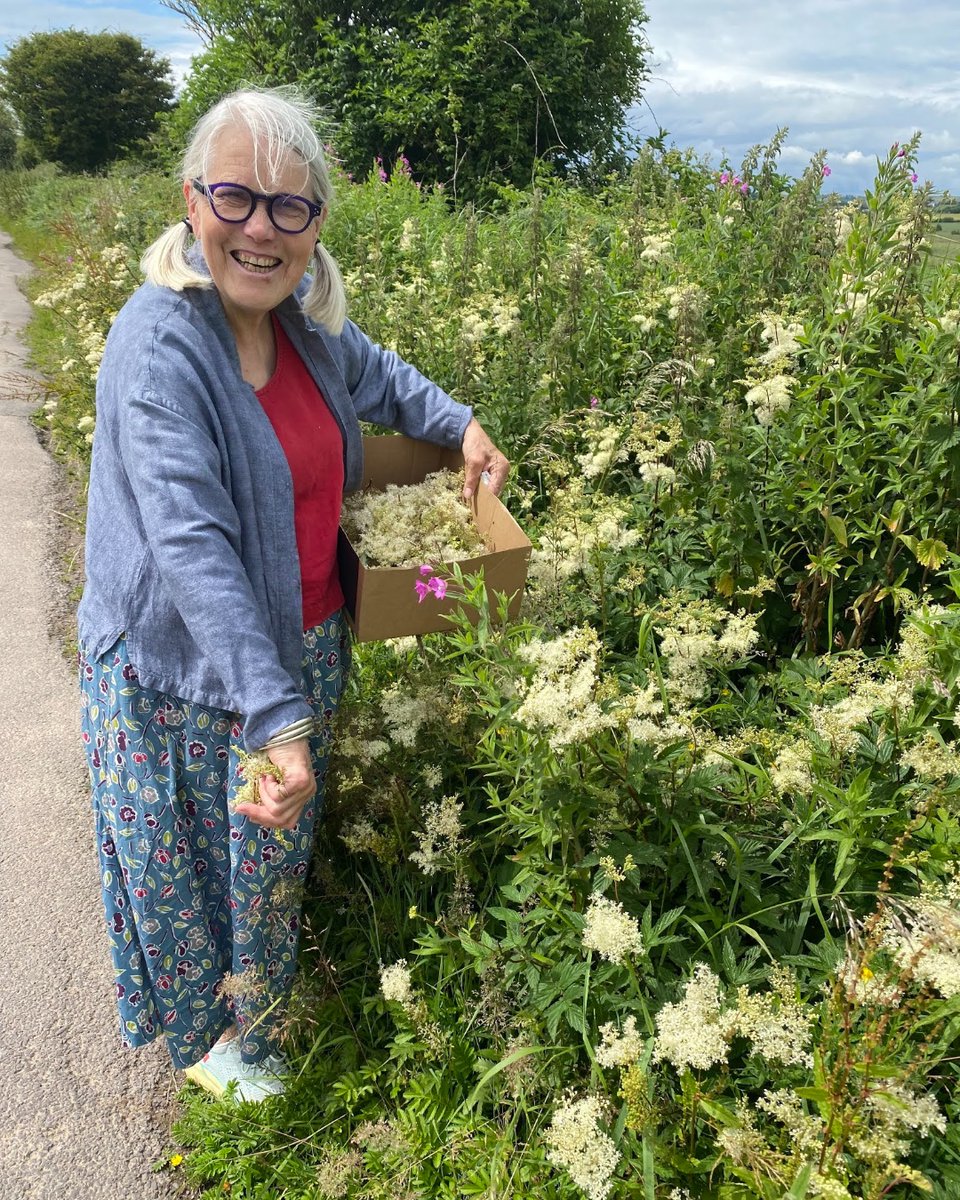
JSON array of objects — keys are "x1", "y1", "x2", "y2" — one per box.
[
  {"x1": 182, "y1": 125, "x2": 325, "y2": 382},
  {"x1": 76, "y1": 84, "x2": 510, "y2": 1104}
]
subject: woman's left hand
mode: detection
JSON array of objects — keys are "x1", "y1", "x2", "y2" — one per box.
[
  {"x1": 234, "y1": 738, "x2": 317, "y2": 830},
  {"x1": 461, "y1": 417, "x2": 510, "y2": 500}
]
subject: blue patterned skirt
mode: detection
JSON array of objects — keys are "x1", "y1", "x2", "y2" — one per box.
[{"x1": 78, "y1": 614, "x2": 350, "y2": 1068}]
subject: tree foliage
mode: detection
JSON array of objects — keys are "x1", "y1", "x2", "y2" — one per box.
[
  {"x1": 164, "y1": 0, "x2": 649, "y2": 198},
  {"x1": 0, "y1": 104, "x2": 16, "y2": 170},
  {"x1": 0, "y1": 30, "x2": 174, "y2": 171}
]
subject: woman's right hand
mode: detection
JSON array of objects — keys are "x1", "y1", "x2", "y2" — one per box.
[{"x1": 233, "y1": 738, "x2": 317, "y2": 830}]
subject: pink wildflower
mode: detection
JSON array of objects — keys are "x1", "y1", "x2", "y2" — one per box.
[
  {"x1": 419, "y1": 564, "x2": 433, "y2": 575},
  {"x1": 822, "y1": 164, "x2": 832, "y2": 177},
  {"x1": 429, "y1": 577, "x2": 448, "y2": 600},
  {"x1": 910, "y1": 172, "x2": 918, "y2": 183},
  {"x1": 719, "y1": 171, "x2": 730, "y2": 185},
  {"x1": 590, "y1": 396, "x2": 599, "y2": 409},
  {"x1": 414, "y1": 579, "x2": 430, "y2": 603}
]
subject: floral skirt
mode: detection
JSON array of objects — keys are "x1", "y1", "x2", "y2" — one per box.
[{"x1": 78, "y1": 614, "x2": 350, "y2": 1068}]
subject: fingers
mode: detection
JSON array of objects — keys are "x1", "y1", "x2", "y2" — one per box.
[
  {"x1": 234, "y1": 794, "x2": 312, "y2": 830},
  {"x1": 462, "y1": 458, "x2": 483, "y2": 502},
  {"x1": 234, "y1": 737, "x2": 316, "y2": 830},
  {"x1": 481, "y1": 454, "x2": 510, "y2": 496},
  {"x1": 461, "y1": 417, "x2": 510, "y2": 499}
]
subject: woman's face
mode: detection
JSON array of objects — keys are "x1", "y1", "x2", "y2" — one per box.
[{"x1": 184, "y1": 127, "x2": 323, "y2": 335}]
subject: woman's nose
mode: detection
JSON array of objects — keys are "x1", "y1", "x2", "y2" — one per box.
[{"x1": 243, "y1": 198, "x2": 276, "y2": 237}]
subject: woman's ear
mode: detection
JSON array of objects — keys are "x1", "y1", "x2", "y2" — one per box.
[{"x1": 183, "y1": 178, "x2": 200, "y2": 233}]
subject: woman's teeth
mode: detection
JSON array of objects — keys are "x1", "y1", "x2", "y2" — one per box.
[{"x1": 233, "y1": 252, "x2": 280, "y2": 273}]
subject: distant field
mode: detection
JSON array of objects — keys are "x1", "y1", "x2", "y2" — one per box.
[{"x1": 930, "y1": 211, "x2": 960, "y2": 259}]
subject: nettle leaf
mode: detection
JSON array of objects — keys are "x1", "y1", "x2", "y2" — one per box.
[{"x1": 915, "y1": 538, "x2": 949, "y2": 570}]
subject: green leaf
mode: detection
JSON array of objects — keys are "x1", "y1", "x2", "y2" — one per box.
[
  {"x1": 783, "y1": 1162, "x2": 813, "y2": 1199},
  {"x1": 460, "y1": 1044, "x2": 553, "y2": 1112},
  {"x1": 915, "y1": 538, "x2": 949, "y2": 569},
  {"x1": 824, "y1": 512, "x2": 847, "y2": 547}
]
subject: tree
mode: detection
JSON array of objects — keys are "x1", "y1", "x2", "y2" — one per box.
[
  {"x1": 165, "y1": 0, "x2": 649, "y2": 198},
  {"x1": 1, "y1": 30, "x2": 174, "y2": 171},
  {"x1": 0, "y1": 104, "x2": 17, "y2": 170}
]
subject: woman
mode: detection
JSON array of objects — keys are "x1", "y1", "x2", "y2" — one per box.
[{"x1": 78, "y1": 86, "x2": 509, "y2": 1102}]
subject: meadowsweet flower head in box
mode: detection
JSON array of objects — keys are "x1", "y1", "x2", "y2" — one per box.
[{"x1": 340, "y1": 469, "x2": 485, "y2": 567}]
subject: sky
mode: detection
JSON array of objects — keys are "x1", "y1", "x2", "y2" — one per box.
[
  {"x1": 637, "y1": 0, "x2": 960, "y2": 198},
  {"x1": 0, "y1": 0, "x2": 957, "y2": 198}
]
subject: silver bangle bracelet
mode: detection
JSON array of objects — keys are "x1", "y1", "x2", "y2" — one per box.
[
  {"x1": 262, "y1": 731, "x2": 313, "y2": 750},
  {"x1": 261, "y1": 717, "x2": 316, "y2": 750}
]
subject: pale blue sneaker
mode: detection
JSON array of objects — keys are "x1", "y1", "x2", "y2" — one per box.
[{"x1": 184, "y1": 1039, "x2": 288, "y2": 1102}]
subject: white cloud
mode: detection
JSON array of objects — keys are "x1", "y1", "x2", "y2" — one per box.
[{"x1": 641, "y1": 0, "x2": 960, "y2": 194}]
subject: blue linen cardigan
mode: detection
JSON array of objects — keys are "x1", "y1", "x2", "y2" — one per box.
[{"x1": 78, "y1": 257, "x2": 472, "y2": 749}]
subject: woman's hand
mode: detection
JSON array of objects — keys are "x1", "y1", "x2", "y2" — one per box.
[
  {"x1": 233, "y1": 738, "x2": 316, "y2": 830},
  {"x1": 461, "y1": 417, "x2": 510, "y2": 500}
]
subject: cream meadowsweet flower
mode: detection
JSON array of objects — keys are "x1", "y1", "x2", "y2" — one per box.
[
  {"x1": 756, "y1": 1087, "x2": 823, "y2": 1156},
  {"x1": 757, "y1": 312, "x2": 804, "y2": 365},
  {"x1": 744, "y1": 374, "x2": 793, "y2": 425},
  {"x1": 515, "y1": 626, "x2": 614, "y2": 750},
  {"x1": 544, "y1": 1095, "x2": 619, "y2": 1200},
  {"x1": 885, "y1": 875, "x2": 960, "y2": 999},
  {"x1": 582, "y1": 895, "x2": 644, "y2": 964},
  {"x1": 655, "y1": 597, "x2": 759, "y2": 702},
  {"x1": 380, "y1": 683, "x2": 443, "y2": 748},
  {"x1": 595, "y1": 1015, "x2": 644, "y2": 1068},
  {"x1": 380, "y1": 960, "x2": 414, "y2": 1006},
  {"x1": 652, "y1": 963, "x2": 731, "y2": 1071},
  {"x1": 866, "y1": 1080, "x2": 946, "y2": 1137},
  {"x1": 576, "y1": 424, "x2": 626, "y2": 480},
  {"x1": 639, "y1": 231, "x2": 673, "y2": 262},
  {"x1": 732, "y1": 966, "x2": 814, "y2": 1068},
  {"x1": 769, "y1": 742, "x2": 815, "y2": 797},
  {"x1": 810, "y1": 1176, "x2": 853, "y2": 1200},
  {"x1": 638, "y1": 462, "x2": 677, "y2": 487},
  {"x1": 409, "y1": 794, "x2": 463, "y2": 874},
  {"x1": 716, "y1": 1102, "x2": 765, "y2": 1165}
]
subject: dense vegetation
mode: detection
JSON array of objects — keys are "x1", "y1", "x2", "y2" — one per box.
[
  {"x1": 161, "y1": 0, "x2": 650, "y2": 199},
  {"x1": 0, "y1": 30, "x2": 174, "y2": 171},
  {"x1": 2, "y1": 130, "x2": 960, "y2": 1200}
]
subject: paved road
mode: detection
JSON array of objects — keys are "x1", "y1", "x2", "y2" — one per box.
[{"x1": 0, "y1": 231, "x2": 185, "y2": 1199}]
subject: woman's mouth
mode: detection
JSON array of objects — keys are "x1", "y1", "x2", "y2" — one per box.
[{"x1": 231, "y1": 251, "x2": 281, "y2": 274}]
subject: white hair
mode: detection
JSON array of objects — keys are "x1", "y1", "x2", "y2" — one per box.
[{"x1": 141, "y1": 86, "x2": 346, "y2": 335}]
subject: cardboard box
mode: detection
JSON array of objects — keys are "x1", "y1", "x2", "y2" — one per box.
[{"x1": 338, "y1": 435, "x2": 531, "y2": 641}]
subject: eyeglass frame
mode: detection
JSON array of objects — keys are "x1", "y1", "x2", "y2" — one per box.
[{"x1": 191, "y1": 179, "x2": 324, "y2": 234}]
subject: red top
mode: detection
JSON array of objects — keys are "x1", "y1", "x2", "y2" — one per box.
[{"x1": 256, "y1": 317, "x2": 345, "y2": 629}]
